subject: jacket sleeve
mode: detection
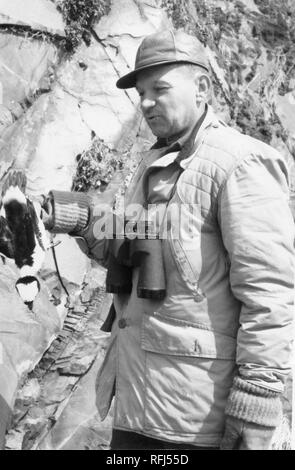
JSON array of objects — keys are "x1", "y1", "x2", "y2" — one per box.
[
  {"x1": 218, "y1": 150, "x2": 295, "y2": 426},
  {"x1": 45, "y1": 189, "x2": 113, "y2": 264},
  {"x1": 44, "y1": 170, "x2": 129, "y2": 263}
]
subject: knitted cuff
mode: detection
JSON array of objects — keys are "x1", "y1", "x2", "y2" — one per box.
[
  {"x1": 49, "y1": 190, "x2": 90, "y2": 234},
  {"x1": 225, "y1": 376, "x2": 282, "y2": 427}
]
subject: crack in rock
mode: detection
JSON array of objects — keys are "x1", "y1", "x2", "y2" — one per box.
[
  {"x1": 55, "y1": 79, "x2": 114, "y2": 108},
  {"x1": 0, "y1": 59, "x2": 29, "y2": 85},
  {"x1": 90, "y1": 28, "x2": 138, "y2": 108},
  {"x1": 0, "y1": 23, "x2": 65, "y2": 45}
]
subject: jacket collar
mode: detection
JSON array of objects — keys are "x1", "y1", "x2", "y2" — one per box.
[{"x1": 177, "y1": 104, "x2": 220, "y2": 170}]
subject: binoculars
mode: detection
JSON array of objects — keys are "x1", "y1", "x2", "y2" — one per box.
[{"x1": 106, "y1": 220, "x2": 166, "y2": 300}]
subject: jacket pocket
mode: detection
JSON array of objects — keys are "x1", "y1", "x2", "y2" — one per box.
[
  {"x1": 169, "y1": 238, "x2": 198, "y2": 285},
  {"x1": 168, "y1": 237, "x2": 206, "y2": 302},
  {"x1": 141, "y1": 312, "x2": 236, "y2": 360}
]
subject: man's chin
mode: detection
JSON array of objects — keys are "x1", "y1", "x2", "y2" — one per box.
[{"x1": 148, "y1": 125, "x2": 169, "y2": 139}]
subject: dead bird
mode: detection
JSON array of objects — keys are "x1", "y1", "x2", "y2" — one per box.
[
  {"x1": 0, "y1": 214, "x2": 14, "y2": 262},
  {"x1": 0, "y1": 169, "x2": 49, "y2": 310}
]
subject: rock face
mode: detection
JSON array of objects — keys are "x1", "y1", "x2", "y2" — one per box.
[
  {"x1": 0, "y1": 261, "x2": 62, "y2": 448},
  {"x1": 0, "y1": 0, "x2": 65, "y2": 36},
  {"x1": 0, "y1": 34, "x2": 58, "y2": 105},
  {"x1": 0, "y1": 0, "x2": 294, "y2": 450}
]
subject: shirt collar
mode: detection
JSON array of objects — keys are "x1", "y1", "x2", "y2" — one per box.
[{"x1": 176, "y1": 105, "x2": 208, "y2": 158}]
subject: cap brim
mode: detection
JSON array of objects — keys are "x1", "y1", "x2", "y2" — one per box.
[{"x1": 116, "y1": 60, "x2": 209, "y2": 89}]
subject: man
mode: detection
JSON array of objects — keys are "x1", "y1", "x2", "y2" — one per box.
[{"x1": 40, "y1": 30, "x2": 294, "y2": 450}]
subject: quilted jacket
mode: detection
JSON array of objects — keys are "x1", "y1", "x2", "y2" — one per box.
[{"x1": 49, "y1": 106, "x2": 295, "y2": 446}]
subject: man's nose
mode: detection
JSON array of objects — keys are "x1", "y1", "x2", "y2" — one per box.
[{"x1": 141, "y1": 96, "x2": 156, "y2": 111}]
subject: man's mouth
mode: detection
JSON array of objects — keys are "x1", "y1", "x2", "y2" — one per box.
[{"x1": 147, "y1": 115, "x2": 161, "y2": 122}]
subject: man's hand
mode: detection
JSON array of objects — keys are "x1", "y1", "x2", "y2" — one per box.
[{"x1": 220, "y1": 416, "x2": 275, "y2": 450}]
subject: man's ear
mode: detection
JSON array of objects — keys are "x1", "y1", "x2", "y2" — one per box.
[{"x1": 195, "y1": 72, "x2": 211, "y2": 104}]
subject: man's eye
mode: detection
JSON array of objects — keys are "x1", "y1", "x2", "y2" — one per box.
[{"x1": 154, "y1": 87, "x2": 167, "y2": 92}]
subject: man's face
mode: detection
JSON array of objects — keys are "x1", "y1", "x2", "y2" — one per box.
[{"x1": 136, "y1": 64, "x2": 201, "y2": 140}]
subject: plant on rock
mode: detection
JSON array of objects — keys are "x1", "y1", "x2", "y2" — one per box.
[
  {"x1": 72, "y1": 138, "x2": 129, "y2": 192},
  {"x1": 56, "y1": 0, "x2": 111, "y2": 52}
]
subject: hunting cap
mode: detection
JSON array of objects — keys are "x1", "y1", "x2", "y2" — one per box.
[{"x1": 116, "y1": 29, "x2": 210, "y2": 89}]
